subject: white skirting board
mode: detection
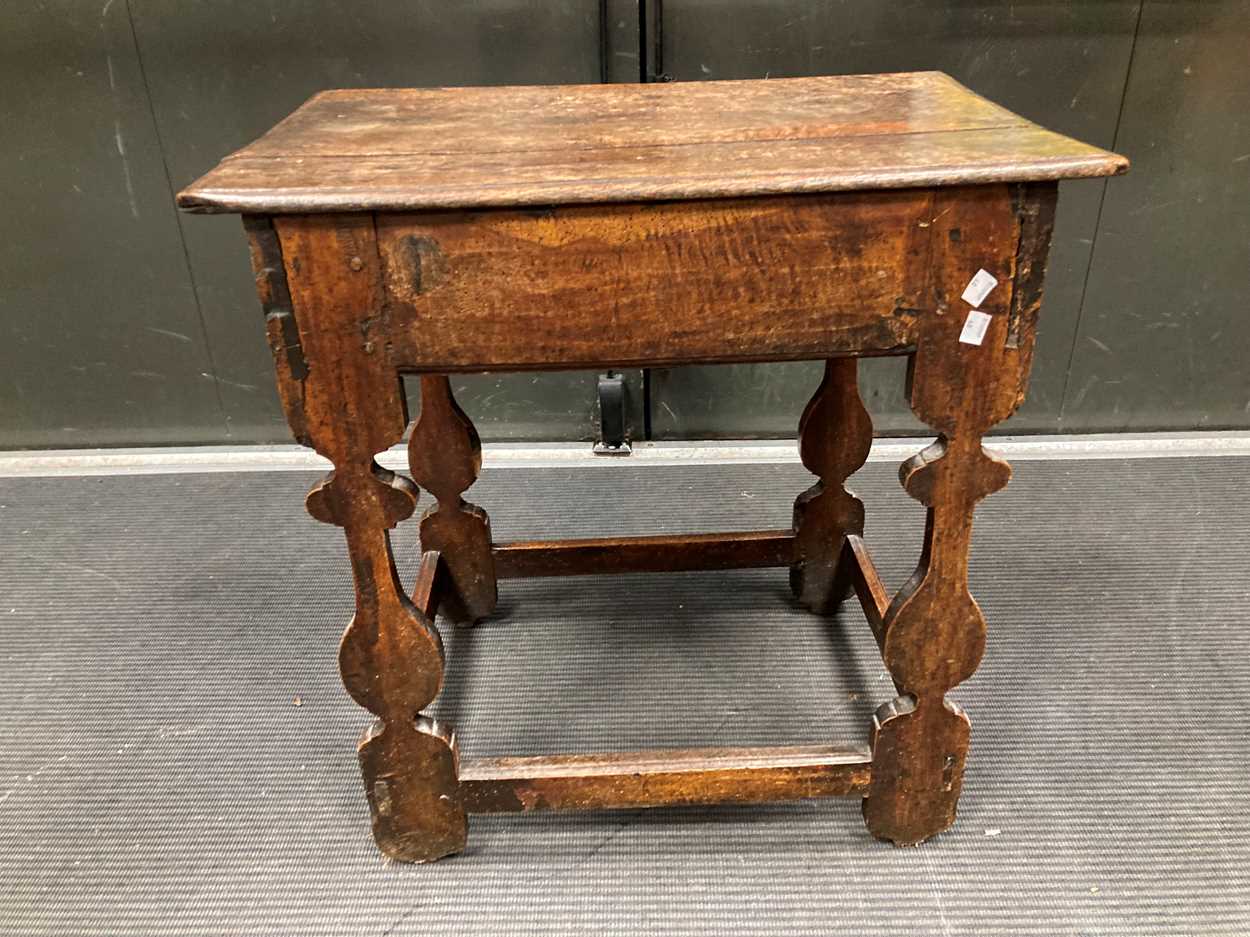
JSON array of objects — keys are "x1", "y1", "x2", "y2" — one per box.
[{"x1": 2, "y1": 430, "x2": 1250, "y2": 477}]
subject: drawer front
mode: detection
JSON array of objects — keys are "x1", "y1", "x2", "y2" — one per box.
[{"x1": 374, "y1": 191, "x2": 937, "y2": 372}]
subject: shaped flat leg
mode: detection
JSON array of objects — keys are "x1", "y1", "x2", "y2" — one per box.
[
  {"x1": 791, "y1": 358, "x2": 873, "y2": 613},
  {"x1": 863, "y1": 185, "x2": 1051, "y2": 844},
  {"x1": 409, "y1": 375, "x2": 497, "y2": 624},
  {"x1": 254, "y1": 215, "x2": 466, "y2": 861}
]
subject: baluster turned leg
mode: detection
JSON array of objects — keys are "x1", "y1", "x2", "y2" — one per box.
[
  {"x1": 408, "y1": 375, "x2": 497, "y2": 624},
  {"x1": 863, "y1": 185, "x2": 1040, "y2": 844},
  {"x1": 791, "y1": 358, "x2": 873, "y2": 613},
  {"x1": 253, "y1": 215, "x2": 466, "y2": 861}
]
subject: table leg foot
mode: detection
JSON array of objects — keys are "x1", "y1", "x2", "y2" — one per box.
[
  {"x1": 360, "y1": 717, "x2": 467, "y2": 862},
  {"x1": 861, "y1": 694, "x2": 970, "y2": 845}
]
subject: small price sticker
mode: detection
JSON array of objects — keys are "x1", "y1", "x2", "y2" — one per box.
[
  {"x1": 961, "y1": 269, "x2": 998, "y2": 308},
  {"x1": 959, "y1": 310, "x2": 993, "y2": 346}
]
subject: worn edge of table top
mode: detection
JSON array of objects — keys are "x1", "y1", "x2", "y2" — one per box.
[{"x1": 178, "y1": 72, "x2": 1127, "y2": 214}]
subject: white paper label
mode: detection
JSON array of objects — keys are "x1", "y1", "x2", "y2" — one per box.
[
  {"x1": 961, "y1": 269, "x2": 998, "y2": 308},
  {"x1": 959, "y1": 310, "x2": 993, "y2": 346}
]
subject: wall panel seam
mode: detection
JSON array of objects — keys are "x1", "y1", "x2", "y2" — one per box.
[
  {"x1": 123, "y1": 0, "x2": 231, "y2": 439},
  {"x1": 1057, "y1": 0, "x2": 1146, "y2": 430}
]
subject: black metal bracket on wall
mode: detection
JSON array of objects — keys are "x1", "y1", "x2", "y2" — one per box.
[
  {"x1": 594, "y1": 371, "x2": 632, "y2": 455},
  {"x1": 639, "y1": 0, "x2": 670, "y2": 83}
]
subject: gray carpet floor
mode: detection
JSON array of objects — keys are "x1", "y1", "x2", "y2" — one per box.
[{"x1": 1, "y1": 455, "x2": 1247, "y2": 935}]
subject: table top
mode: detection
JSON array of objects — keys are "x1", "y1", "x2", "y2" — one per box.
[{"x1": 178, "y1": 72, "x2": 1127, "y2": 215}]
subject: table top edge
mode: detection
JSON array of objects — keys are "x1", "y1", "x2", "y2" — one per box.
[
  {"x1": 178, "y1": 72, "x2": 1129, "y2": 215},
  {"x1": 178, "y1": 154, "x2": 1128, "y2": 215}
]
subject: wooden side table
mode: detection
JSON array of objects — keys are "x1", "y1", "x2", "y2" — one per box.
[{"x1": 180, "y1": 73, "x2": 1126, "y2": 862}]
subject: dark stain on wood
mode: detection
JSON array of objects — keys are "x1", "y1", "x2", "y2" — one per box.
[
  {"x1": 243, "y1": 215, "x2": 309, "y2": 441},
  {"x1": 393, "y1": 234, "x2": 447, "y2": 297},
  {"x1": 1007, "y1": 182, "x2": 1059, "y2": 348}
]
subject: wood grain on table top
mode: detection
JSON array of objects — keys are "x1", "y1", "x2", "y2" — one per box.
[{"x1": 178, "y1": 72, "x2": 1127, "y2": 214}]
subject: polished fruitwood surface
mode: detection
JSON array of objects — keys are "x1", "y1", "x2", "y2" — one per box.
[
  {"x1": 178, "y1": 72, "x2": 1126, "y2": 214},
  {"x1": 188, "y1": 72, "x2": 1129, "y2": 862}
]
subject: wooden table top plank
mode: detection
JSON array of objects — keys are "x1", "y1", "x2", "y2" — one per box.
[
  {"x1": 179, "y1": 72, "x2": 1127, "y2": 214},
  {"x1": 230, "y1": 73, "x2": 1025, "y2": 157}
]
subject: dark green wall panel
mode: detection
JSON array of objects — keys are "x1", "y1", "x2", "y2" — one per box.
[
  {"x1": 1061, "y1": 0, "x2": 1250, "y2": 431},
  {"x1": 3, "y1": 2, "x2": 1246, "y2": 448},
  {"x1": 649, "y1": 0, "x2": 1141, "y2": 438},
  {"x1": 0, "y1": 0, "x2": 224, "y2": 447},
  {"x1": 129, "y1": 0, "x2": 621, "y2": 444}
]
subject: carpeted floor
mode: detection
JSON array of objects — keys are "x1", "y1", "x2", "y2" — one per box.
[{"x1": 1, "y1": 455, "x2": 1247, "y2": 935}]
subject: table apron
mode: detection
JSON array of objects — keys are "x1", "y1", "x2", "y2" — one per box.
[{"x1": 370, "y1": 190, "x2": 943, "y2": 371}]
